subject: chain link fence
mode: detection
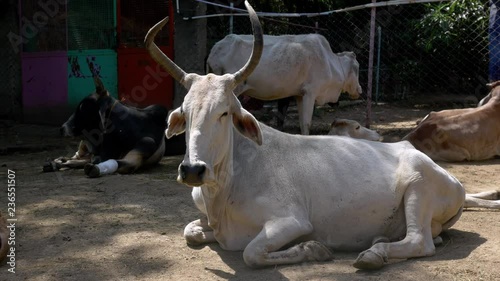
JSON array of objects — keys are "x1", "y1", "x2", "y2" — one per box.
[
  {"x1": 2, "y1": 0, "x2": 493, "y2": 126},
  {"x1": 0, "y1": 0, "x2": 22, "y2": 120},
  {"x1": 177, "y1": 0, "x2": 491, "y2": 103}
]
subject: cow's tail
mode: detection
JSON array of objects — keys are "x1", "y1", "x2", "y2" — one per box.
[{"x1": 464, "y1": 190, "x2": 500, "y2": 209}]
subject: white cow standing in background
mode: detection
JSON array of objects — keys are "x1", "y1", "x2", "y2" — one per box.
[
  {"x1": 145, "y1": 1, "x2": 499, "y2": 270},
  {"x1": 207, "y1": 33, "x2": 362, "y2": 135}
]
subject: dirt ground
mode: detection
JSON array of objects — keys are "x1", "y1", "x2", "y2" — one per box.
[{"x1": 0, "y1": 102, "x2": 499, "y2": 281}]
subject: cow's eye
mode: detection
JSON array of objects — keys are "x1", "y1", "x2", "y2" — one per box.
[
  {"x1": 221, "y1": 112, "x2": 228, "y2": 118},
  {"x1": 355, "y1": 126, "x2": 360, "y2": 130}
]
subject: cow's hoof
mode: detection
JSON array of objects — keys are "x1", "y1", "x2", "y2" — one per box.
[
  {"x1": 84, "y1": 164, "x2": 100, "y2": 178},
  {"x1": 42, "y1": 159, "x2": 58, "y2": 172},
  {"x1": 54, "y1": 157, "x2": 68, "y2": 164},
  {"x1": 433, "y1": 236, "x2": 443, "y2": 246},
  {"x1": 301, "y1": 241, "x2": 334, "y2": 262},
  {"x1": 353, "y1": 249, "x2": 386, "y2": 270}
]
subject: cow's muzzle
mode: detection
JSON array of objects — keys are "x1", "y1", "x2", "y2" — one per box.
[
  {"x1": 61, "y1": 114, "x2": 76, "y2": 137},
  {"x1": 348, "y1": 86, "x2": 363, "y2": 100},
  {"x1": 60, "y1": 124, "x2": 74, "y2": 137},
  {"x1": 179, "y1": 163, "x2": 206, "y2": 186}
]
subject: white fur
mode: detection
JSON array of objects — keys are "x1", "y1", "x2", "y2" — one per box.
[{"x1": 96, "y1": 159, "x2": 118, "y2": 176}]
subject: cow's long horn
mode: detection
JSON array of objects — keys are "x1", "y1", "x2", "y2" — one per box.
[
  {"x1": 145, "y1": 17, "x2": 188, "y2": 87},
  {"x1": 232, "y1": 1, "x2": 263, "y2": 86},
  {"x1": 93, "y1": 76, "x2": 107, "y2": 96},
  {"x1": 86, "y1": 59, "x2": 107, "y2": 96}
]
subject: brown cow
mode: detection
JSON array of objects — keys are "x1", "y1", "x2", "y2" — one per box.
[{"x1": 403, "y1": 82, "x2": 500, "y2": 161}]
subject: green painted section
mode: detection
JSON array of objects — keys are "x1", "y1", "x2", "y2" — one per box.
[
  {"x1": 67, "y1": 49, "x2": 118, "y2": 107},
  {"x1": 66, "y1": 0, "x2": 117, "y2": 107}
]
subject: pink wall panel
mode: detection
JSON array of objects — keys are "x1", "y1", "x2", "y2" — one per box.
[{"x1": 22, "y1": 52, "x2": 68, "y2": 109}]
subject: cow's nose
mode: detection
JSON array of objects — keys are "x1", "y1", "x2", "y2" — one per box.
[
  {"x1": 179, "y1": 163, "x2": 206, "y2": 186},
  {"x1": 60, "y1": 124, "x2": 74, "y2": 137}
]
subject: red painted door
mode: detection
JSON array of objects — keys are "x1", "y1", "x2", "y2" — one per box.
[{"x1": 117, "y1": 0, "x2": 175, "y2": 109}]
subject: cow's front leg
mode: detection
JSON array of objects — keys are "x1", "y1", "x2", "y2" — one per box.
[
  {"x1": 116, "y1": 137, "x2": 162, "y2": 174},
  {"x1": 57, "y1": 141, "x2": 91, "y2": 168},
  {"x1": 353, "y1": 184, "x2": 441, "y2": 270},
  {"x1": 184, "y1": 217, "x2": 216, "y2": 246},
  {"x1": 44, "y1": 141, "x2": 91, "y2": 172},
  {"x1": 47, "y1": 155, "x2": 90, "y2": 171},
  {"x1": 84, "y1": 160, "x2": 119, "y2": 178},
  {"x1": 276, "y1": 98, "x2": 291, "y2": 131},
  {"x1": 243, "y1": 217, "x2": 333, "y2": 267},
  {"x1": 465, "y1": 191, "x2": 500, "y2": 209},
  {"x1": 57, "y1": 158, "x2": 91, "y2": 169}
]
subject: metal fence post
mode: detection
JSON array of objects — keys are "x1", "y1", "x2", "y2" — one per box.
[
  {"x1": 366, "y1": 0, "x2": 377, "y2": 128},
  {"x1": 376, "y1": 26, "x2": 382, "y2": 104},
  {"x1": 229, "y1": 1, "x2": 234, "y2": 34}
]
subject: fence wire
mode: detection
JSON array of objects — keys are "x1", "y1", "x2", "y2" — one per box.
[
  {"x1": 0, "y1": 0, "x2": 22, "y2": 120},
  {"x1": 177, "y1": 0, "x2": 492, "y2": 102}
]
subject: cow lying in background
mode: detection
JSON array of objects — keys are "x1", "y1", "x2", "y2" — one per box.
[
  {"x1": 206, "y1": 32, "x2": 362, "y2": 135},
  {"x1": 48, "y1": 76, "x2": 168, "y2": 178},
  {"x1": 328, "y1": 119, "x2": 382, "y2": 141},
  {"x1": 403, "y1": 81, "x2": 500, "y2": 162},
  {"x1": 146, "y1": 2, "x2": 500, "y2": 270}
]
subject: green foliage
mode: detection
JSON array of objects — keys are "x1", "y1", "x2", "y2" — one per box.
[
  {"x1": 416, "y1": 0, "x2": 488, "y2": 53},
  {"x1": 402, "y1": 0, "x2": 489, "y2": 96}
]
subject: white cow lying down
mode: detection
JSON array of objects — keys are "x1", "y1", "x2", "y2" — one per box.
[{"x1": 146, "y1": 2, "x2": 497, "y2": 270}]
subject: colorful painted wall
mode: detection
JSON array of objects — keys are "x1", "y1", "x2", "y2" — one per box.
[{"x1": 20, "y1": 0, "x2": 174, "y2": 124}]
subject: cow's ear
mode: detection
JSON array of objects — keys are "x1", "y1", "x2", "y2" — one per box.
[
  {"x1": 166, "y1": 107, "x2": 185, "y2": 138},
  {"x1": 232, "y1": 108, "x2": 263, "y2": 145}
]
